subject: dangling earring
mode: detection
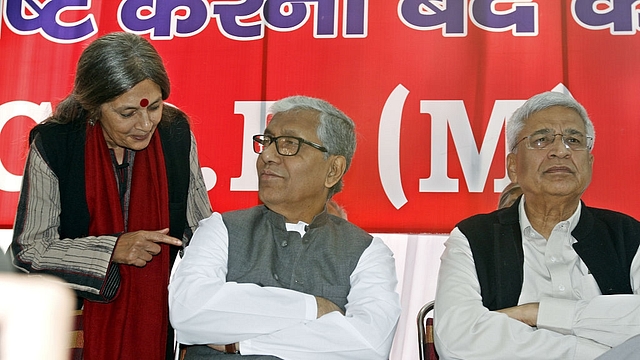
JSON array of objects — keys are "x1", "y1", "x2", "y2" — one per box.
[{"x1": 88, "y1": 118, "x2": 96, "y2": 126}]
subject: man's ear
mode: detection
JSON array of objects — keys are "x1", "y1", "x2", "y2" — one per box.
[
  {"x1": 506, "y1": 153, "x2": 518, "y2": 183},
  {"x1": 325, "y1": 155, "x2": 347, "y2": 189}
]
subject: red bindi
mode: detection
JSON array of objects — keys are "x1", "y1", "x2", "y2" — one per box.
[{"x1": 140, "y1": 98, "x2": 149, "y2": 107}]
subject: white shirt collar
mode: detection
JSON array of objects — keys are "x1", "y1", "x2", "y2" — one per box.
[
  {"x1": 286, "y1": 221, "x2": 308, "y2": 237},
  {"x1": 518, "y1": 195, "x2": 582, "y2": 239}
]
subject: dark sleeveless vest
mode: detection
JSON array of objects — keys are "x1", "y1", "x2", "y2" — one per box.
[
  {"x1": 28, "y1": 116, "x2": 191, "y2": 297},
  {"x1": 29, "y1": 117, "x2": 191, "y2": 359},
  {"x1": 222, "y1": 205, "x2": 373, "y2": 311},
  {"x1": 458, "y1": 197, "x2": 640, "y2": 311}
]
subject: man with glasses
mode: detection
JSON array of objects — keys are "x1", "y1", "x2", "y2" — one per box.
[
  {"x1": 434, "y1": 91, "x2": 640, "y2": 359},
  {"x1": 169, "y1": 95, "x2": 401, "y2": 359}
]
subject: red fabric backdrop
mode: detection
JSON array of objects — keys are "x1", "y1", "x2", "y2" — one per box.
[{"x1": 1, "y1": 0, "x2": 640, "y2": 233}]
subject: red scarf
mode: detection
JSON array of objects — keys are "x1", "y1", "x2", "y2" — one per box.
[{"x1": 82, "y1": 123, "x2": 170, "y2": 360}]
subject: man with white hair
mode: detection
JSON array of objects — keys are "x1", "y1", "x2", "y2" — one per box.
[
  {"x1": 435, "y1": 91, "x2": 640, "y2": 359},
  {"x1": 169, "y1": 95, "x2": 401, "y2": 359}
]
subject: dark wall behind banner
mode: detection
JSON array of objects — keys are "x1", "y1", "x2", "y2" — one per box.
[{"x1": 1, "y1": 1, "x2": 639, "y2": 233}]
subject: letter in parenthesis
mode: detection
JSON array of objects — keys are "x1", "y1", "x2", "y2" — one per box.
[
  {"x1": 417, "y1": 100, "x2": 462, "y2": 193},
  {"x1": 419, "y1": 99, "x2": 521, "y2": 193}
]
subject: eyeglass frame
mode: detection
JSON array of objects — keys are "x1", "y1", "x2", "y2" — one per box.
[
  {"x1": 511, "y1": 131, "x2": 594, "y2": 152},
  {"x1": 252, "y1": 134, "x2": 328, "y2": 156}
]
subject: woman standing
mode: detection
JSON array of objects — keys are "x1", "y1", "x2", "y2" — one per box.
[{"x1": 11, "y1": 32, "x2": 212, "y2": 359}]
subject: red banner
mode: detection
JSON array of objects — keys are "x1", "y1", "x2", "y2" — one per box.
[{"x1": 2, "y1": 1, "x2": 640, "y2": 233}]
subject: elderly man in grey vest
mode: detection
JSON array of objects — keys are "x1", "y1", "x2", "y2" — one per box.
[
  {"x1": 169, "y1": 95, "x2": 401, "y2": 359},
  {"x1": 434, "y1": 91, "x2": 640, "y2": 360}
]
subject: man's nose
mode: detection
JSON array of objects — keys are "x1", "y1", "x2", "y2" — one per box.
[
  {"x1": 549, "y1": 134, "x2": 571, "y2": 156},
  {"x1": 259, "y1": 140, "x2": 280, "y2": 161}
]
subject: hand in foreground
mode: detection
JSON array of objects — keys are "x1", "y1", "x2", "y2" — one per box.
[
  {"x1": 112, "y1": 228, "x2": 182, "y2": 267},
  {"x1": 497, "y1": 302, "x2": 539, "y2": 327},
  {"x1": 315, "y1": 296, "x2": 345, "y2": 318}
]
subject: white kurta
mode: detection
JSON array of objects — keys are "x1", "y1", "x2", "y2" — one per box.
[
  {"x1": 169, "y1": 212, "x2": 402, "y2": 360},
  {"x1": 435, "y1": 199, "x2": 640, "y2": 360}
]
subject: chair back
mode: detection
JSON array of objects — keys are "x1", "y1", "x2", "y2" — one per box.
[{"x1": 417, "y1": 300, "x2": 438, "y2": 360}]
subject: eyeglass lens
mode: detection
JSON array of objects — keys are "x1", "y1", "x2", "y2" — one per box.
[
  {"x1": 528, "y1": 133, "x2": 589, "y2": 150},
  {"x1": 253, "y1": 135, "x2": 301, "y2": 156}
]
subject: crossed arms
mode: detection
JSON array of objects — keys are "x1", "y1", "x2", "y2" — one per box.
[{"x1": 169, "y1": 212, "x2": 401, "y2": 360}]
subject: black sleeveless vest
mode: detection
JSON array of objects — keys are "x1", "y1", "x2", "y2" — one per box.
[
  {"x1": 29, "y1": 116, "x2": 191, "y2": 277},
  {"x1": 458, "y1": 197, "x2": 640, "y2": 311}
]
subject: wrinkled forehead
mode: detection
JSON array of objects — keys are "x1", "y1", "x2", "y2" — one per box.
[
  {"x1": 522, "y1": 106, "x2": 586, "y2": 135},
  {"x1": 265, "y1": 109, "x2": 321, "y2": 136}
]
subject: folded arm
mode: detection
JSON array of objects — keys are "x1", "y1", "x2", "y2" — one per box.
[
  {"x1": 239, "y1": 237, "x2": 401, "y2": 359},
  {"x1": 169, "y1": 213, "x2": 401, "y2": 359},
  {"x1": 434, "y1": 227, "x2": 627, "y2": 360}
]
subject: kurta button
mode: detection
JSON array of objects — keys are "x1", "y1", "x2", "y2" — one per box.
[
  {"x1": 273, "y1": 273, "x2": 279, "y2": 280},
  {"x1": 281, "y1": 240, "x2": 288, "y2": 247}
]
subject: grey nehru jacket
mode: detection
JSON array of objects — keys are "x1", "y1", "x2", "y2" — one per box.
[{"x1": 222, "y1": 205, "x2": 373, "y2": 311}]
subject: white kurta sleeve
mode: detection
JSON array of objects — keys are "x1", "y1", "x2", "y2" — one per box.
[
  {"x1": 537, "y1": 248, "x2": 640, "y2": 348},
  {"x1": 434, "y1": 227, "x2": 612, "y2": 360},
  {"x1": 169, "y1": 214, "x2": 401, "y2": 359},
  {"x1": 239, "y1": 237, "x2": 401, "y2": 360},
  {"x1": 169, "y1": 212, "x2": 317, "y2": 345}
]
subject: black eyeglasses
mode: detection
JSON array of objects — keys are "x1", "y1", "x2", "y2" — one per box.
[
  {"x1": 512, "y1": 132, "x2": 593, "y2": 152},
  {"x1": 253, "y1": 134, "x2": 328, "y2": 156}
]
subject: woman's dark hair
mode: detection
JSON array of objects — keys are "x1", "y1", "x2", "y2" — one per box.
[{"x1": 49, "y1": 32, "x2": 181, "y2": 124}]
